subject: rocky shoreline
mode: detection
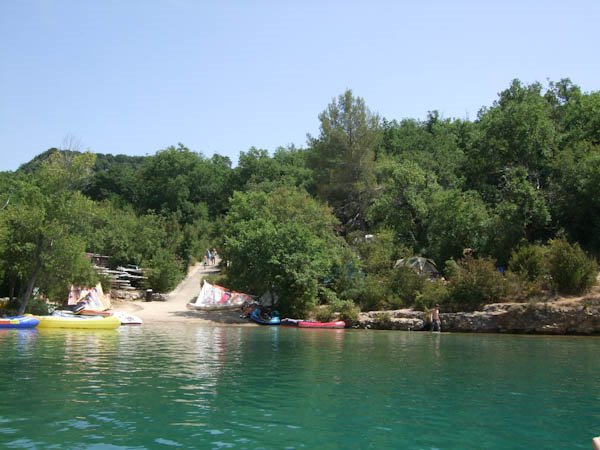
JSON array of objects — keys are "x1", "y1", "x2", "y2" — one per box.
[{"x1": 353, "y1": 296, "x2": 600, "y2": 335}]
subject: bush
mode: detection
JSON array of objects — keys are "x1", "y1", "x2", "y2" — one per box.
[
  {"x1": 349, "y1": 274, "x2": 393, "y2": 311},
  {"x1": 374, "y1": 311, "x2": 392, "y2": 326},
  {"x1": 443, "y1": 259, "x2": 460, "y2": 279},
  {"x1": 25, "y1": 297, "x2": 50, "y2": 316},
  {"x1": 145, "y1": 249, "x2": 185, "y2": 293},
  {"x1": 446, "y1": 257, "x2": 507, "y2": 311},
  {"x1": 314, "y1": 298, "x2": 360, "y2": 322},
  {"x1": 389, "y1": 266, "x2": 426, "y2": 306},
  {"x1": 318, "y1": 286, "x2": 341, "y2": 305},
  {"x1": 546, "y1": 238, "x2": 597, "y2": 295},
  {"x1": 508, "y1": 243, "x2": 548, "y2": 282},
  {"x1": 314, "y1": 306, "x2": 335, "y2": 322},
  {"x1": 414, "y1": 280, "x2": 449, "y2": 311},
  {"x1": 502, "y1": 271, "x2": 546, "y2": 302},
  {"x1": 333, "y1": 299, "x2": 360, "y2": 322}
]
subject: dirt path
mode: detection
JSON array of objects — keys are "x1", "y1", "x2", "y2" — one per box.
[{"x1": 112, "y1": 262, "x2": 251, "y2": 325}]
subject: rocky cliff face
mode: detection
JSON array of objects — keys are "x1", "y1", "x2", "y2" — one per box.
[
  {"x1": 353, "y1": 297, "x2": 600, "y2": 335},
  {"x1": 354, "y1": 310, "x2": 425, "y2": 331}
]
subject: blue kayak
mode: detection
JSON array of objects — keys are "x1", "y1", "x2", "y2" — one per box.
[
  {"x1": 249, "y1": 309, "x2": 280, "y2": 325},
  {"x1": 0, "y1": 316, "x2": 40, "y2": 329}
]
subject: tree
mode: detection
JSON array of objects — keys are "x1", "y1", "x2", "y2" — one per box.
[
  {"x1": 221, "y1": 187, "x2": 348, "y2": 316},
  {"x1": 83, "y1": 154, "x2": 145, "y2": 207},
  {"x1": 379, "y1": 114, "x2": 467, "y2": 189},
  {"x1": 307, "y1": 90, "x2": 381, "y2": 231},
  {"x1": 0, "y1": 154, "x2": 99, "y2": 313},
  {"x1": 233, "y1": 145, "x2": 314, "y2": 193},
  {"x1": 367, "y1": 158, "x2": 434, "y2": 250},
  {"x1": 487, "y1": 167, "x2": 551, "y2": 265},
  {"x1": 425, "y1": 189, "x2": 491, "y2": 265},
  {"x1": 135, "y1": 144, "x2": 202, "y2": 222},
  {"x1": 546, "y1": 78, "x2": 600, "y2": 146},
  {"x1": 548, "y1": 143, "x2": 600, "y2": 257},
  {"x1": 465, "y1": 79, "x2": 557, "y2": 199}
]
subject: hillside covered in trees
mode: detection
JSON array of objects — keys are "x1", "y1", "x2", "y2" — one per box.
[{"x1": 1, "y1": 78, "x2": 598, "y2": 317}]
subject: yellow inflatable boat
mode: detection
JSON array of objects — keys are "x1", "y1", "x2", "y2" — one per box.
[{"x1": 37, "y1": 314, "x2": 121, "y2": 329}]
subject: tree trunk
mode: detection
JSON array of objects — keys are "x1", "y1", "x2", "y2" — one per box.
[
  {"x1": 8, "y1": 273, "x2": 16, "y2": 300},
  {"x1": 17, "y1": 248, "x2": 43, "y2": 315}
]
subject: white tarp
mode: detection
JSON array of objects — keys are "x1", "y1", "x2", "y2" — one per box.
[{"x1": 187, "y1": 281, "x2": 254, "y2": 311}]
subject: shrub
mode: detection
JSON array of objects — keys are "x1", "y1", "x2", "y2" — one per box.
[
  {"x1": 318, "y1": 286, "x2": 341, "y2": 305},
  {"x1": 145, "y1": 249, "x2": 184, "y2": 293},
  {"x1": 546, "y1": 238, "x2": 598, "y2": 295},
  {"x1": 502, "y1": 271, "x2": 546, "y2": 302},
  {"x1": 333, "y1": 299, "x2": 360, "y2": 322},
  {"x1": 315, "y1": 306, "x2": 335, "y2": 322},
  {"x1": 443, "y1": 259, "x2": 460, "y2": 279},
  {"x1": 350, "y1": 274, "x2": 393, "y2": 311},
  {"x1": 389, "y1": 266, "x2": 426, "y2": 306},
  {"x1": 414, "y1": 280, "x2": 449, "y2": 311},
  {"x1": 374, "y1": 311, "x2": 392, "y2": 326},
  {"x1": 25, "y1": 297, "x2": 50, "y2": 316},
  {"x1": 508, "y1": 243, "x2": 548, "y2": 282},
  {"x1": 446, "y1": 257, "x2": 507, "y2": 311}
]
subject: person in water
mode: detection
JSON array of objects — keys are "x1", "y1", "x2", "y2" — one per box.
[{"x1": 430, "y1": 304, "x2": 442, "y2": 332}]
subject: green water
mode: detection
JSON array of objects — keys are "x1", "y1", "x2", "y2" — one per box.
[{"x1": 0, "y1": 325, "x2": 598, "y2": 449}]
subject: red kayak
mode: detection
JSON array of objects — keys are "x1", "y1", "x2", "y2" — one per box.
[{"x1": 298, "y1": 320, "x2": 345, "y2": 329}]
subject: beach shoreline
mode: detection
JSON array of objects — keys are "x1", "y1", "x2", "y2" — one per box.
[{"x1": 111, "y1": 262, "x2": 252, "y2": 326}]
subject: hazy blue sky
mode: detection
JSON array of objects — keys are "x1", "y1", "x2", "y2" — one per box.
[{"x1": 1, "y1": 0, "x2": 598, "y2": 171}]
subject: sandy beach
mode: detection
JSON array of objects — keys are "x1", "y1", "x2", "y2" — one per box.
[{"x1": 111, "y1": 262, "x2": 252, "y2": 326}]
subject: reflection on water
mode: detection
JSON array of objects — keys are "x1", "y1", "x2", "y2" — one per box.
[{"x1": 0, "y1": 326, "x2": 599, "y2": 449}]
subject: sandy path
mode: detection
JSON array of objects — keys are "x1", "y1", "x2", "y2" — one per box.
[{"x1": 112, "y1": 262, "x2": 251, "y2": 326}]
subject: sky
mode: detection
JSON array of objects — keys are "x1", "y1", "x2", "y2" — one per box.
[{"x1": 1, "y1": 0, "x2": 598, "y2": 172}]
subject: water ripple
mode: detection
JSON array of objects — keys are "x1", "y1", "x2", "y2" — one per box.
[{"x1": 1, "y1": 326, "x2": 599, "y2": 449}]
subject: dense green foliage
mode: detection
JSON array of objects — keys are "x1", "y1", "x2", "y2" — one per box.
[
  {"x1": 445, "y1": 257, "x2": 508, "y2": 311},
  {"x1": 1, "y1": 79, "x2": 598, "y2": 314},
  {"x1": 507, "y1": 239, "x2": 598, "y2": 296},
  {"x1": 221, "y1": 187, "x2": 350, "y2": 316},
  {"x1": 546, "y1": 238, "x2": 598, "y2": 295},
  {"x1": 307, "y1": 90, "x2": 381, "y2": 231}
]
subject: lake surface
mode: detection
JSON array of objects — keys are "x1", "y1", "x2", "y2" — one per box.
[{"x1": 1, "y1": 325, "x2": 598, "y2": 449}]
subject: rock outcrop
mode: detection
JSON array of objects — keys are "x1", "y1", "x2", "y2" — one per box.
[
  {"x1": 355, "y1": 309, "x2": 425, "y2": 331},
  {"x1": 353, "y1": 297, "x2": 600, "y2": 335}
]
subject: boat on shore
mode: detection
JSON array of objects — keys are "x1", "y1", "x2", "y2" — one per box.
[
  {"x1": 298, "y1": 320, "x2": 345, "y2": 329},
  {"x1": 282, "y1": 318, "x2": 345, "y2": 329},
  {"x1": 187, "y1": 281, "x2": 254, "y2": 311},
  {"x1": 113, "y1": 310, "x2": 143, "y2": 325},
  {"x1": 0, "y1": 316, "x2": 40, "y2": 329},
  {"x1": 37, "y1": 314, "x2": 121, "y2": 329},
  {"x1": 249, "y1": 308, "x2": 280, "y2": 325}
]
